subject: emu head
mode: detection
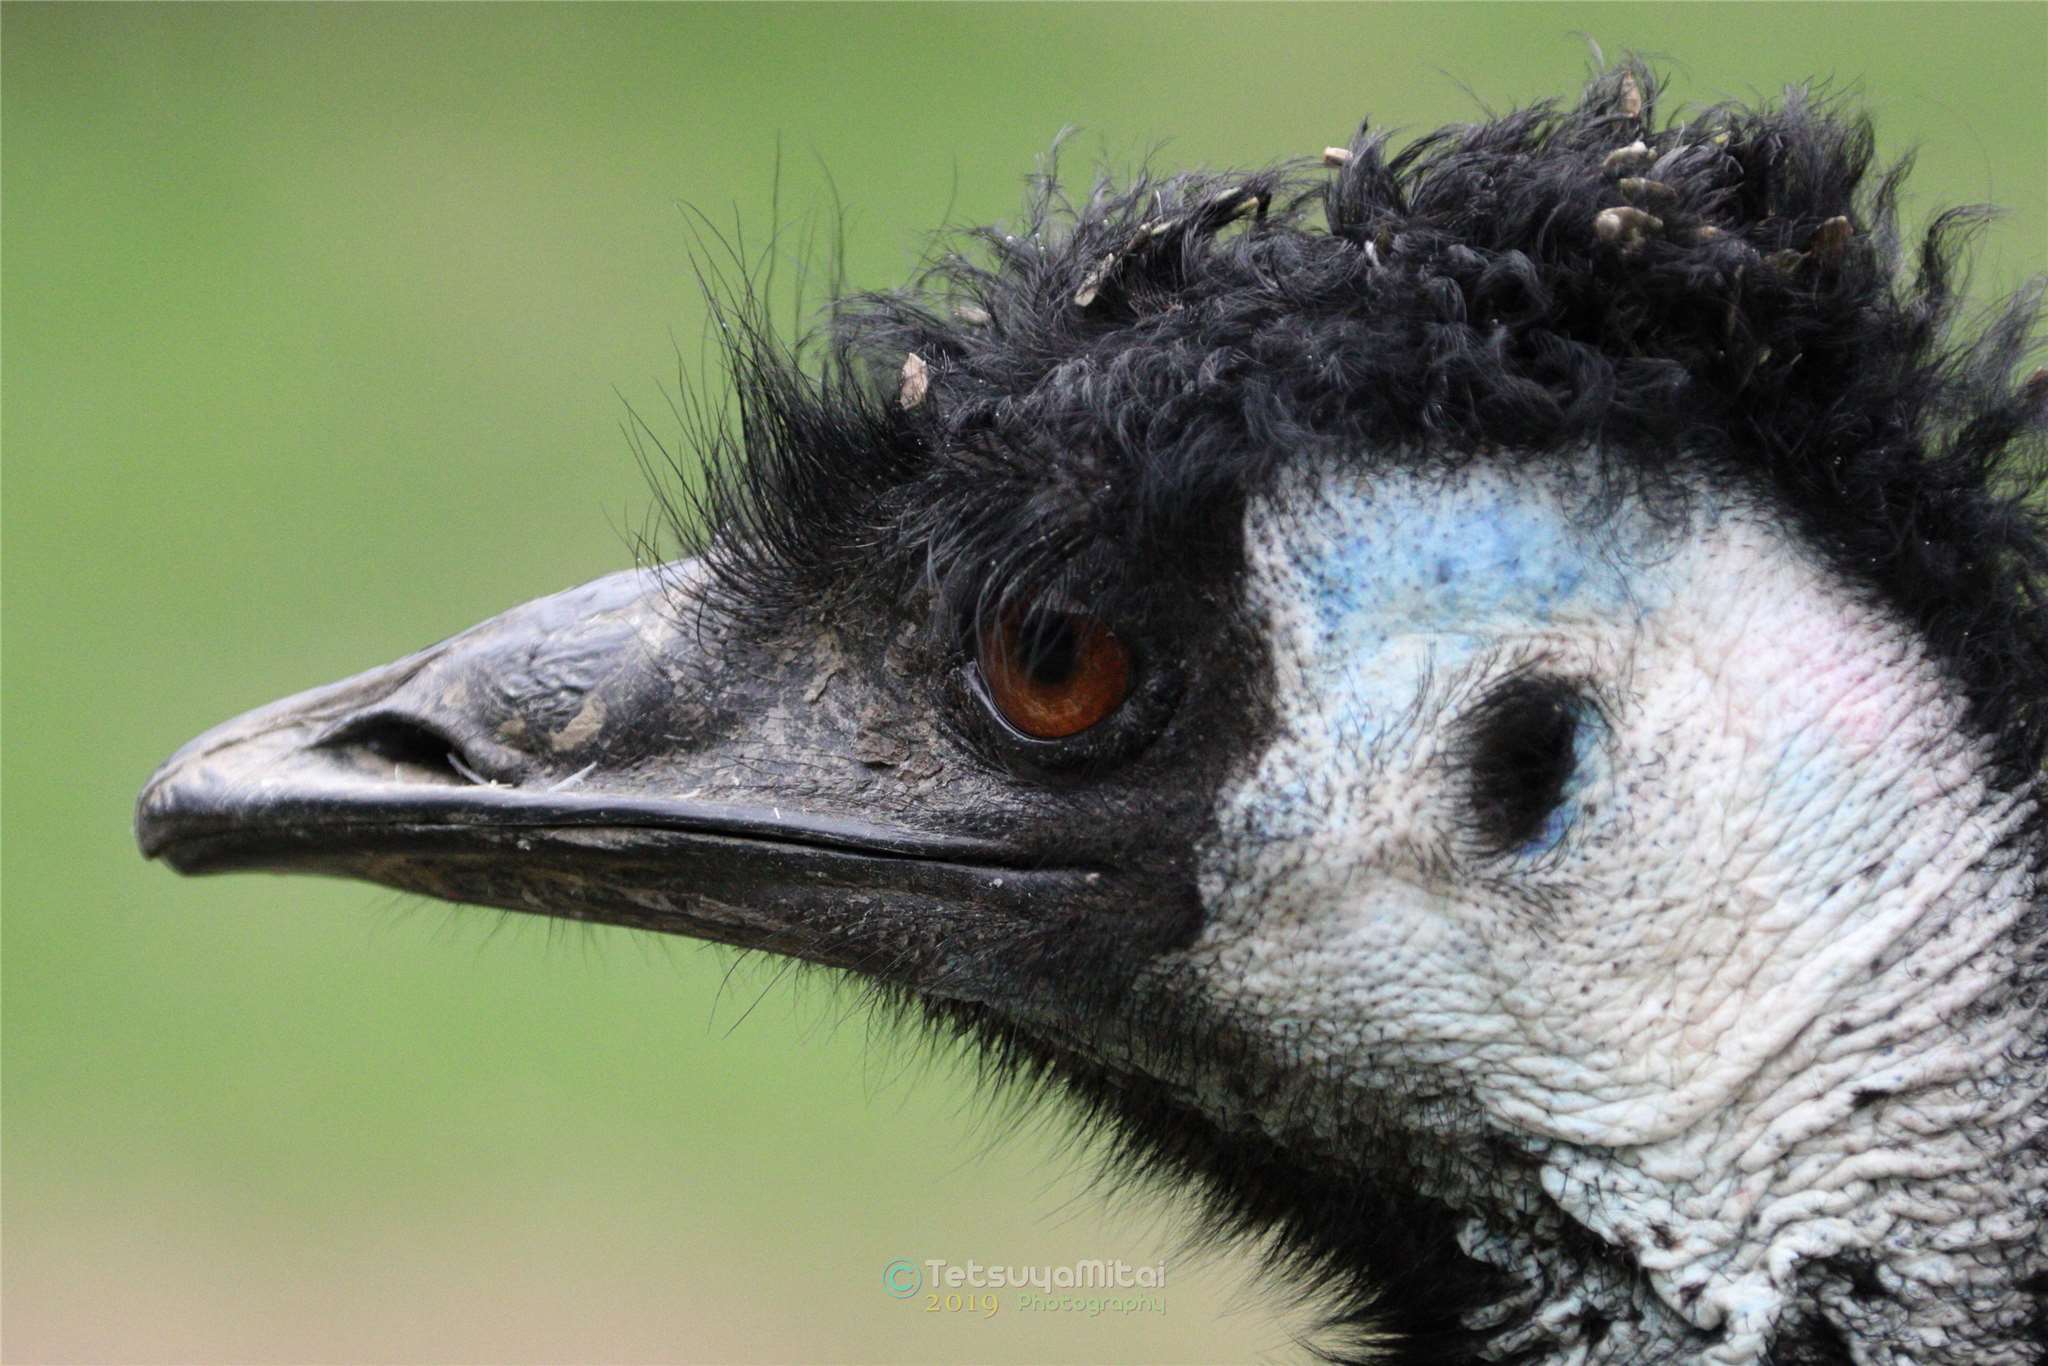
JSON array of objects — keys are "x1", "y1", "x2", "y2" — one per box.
[{"x1": 138, "y1": 67, "x2": 2047, "y2": 1363}]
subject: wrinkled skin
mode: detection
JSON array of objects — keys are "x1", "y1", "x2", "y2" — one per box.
[
  {"x1": 140, "y1": 454, "x2": 2046, "y2": 1363},
  {"x1": 1190, "y1": 459, "x2": 2044, "y2": 1361}
]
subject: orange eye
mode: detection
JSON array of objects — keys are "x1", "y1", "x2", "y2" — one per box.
[{"x1": 977, "y1": 607, "x2": 1132, "y2": 740}]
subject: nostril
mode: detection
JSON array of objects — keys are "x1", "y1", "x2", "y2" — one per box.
[{"x1": 316, "y1": 713, "x2": 495, "y2": 787}]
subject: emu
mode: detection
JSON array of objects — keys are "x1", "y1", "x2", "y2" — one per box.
[{"x1": 137, "y1": 65, "x2": 2046, "y2": 1363}]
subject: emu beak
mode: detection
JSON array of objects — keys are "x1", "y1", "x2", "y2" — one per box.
[{"x1": 135, "y1": 564, "x2": 1096, "y2": 991}]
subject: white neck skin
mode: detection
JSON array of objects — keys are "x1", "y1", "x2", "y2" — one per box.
[{"x1": 1181, "y1": 454, "x2": 2046, "y2": 1362}]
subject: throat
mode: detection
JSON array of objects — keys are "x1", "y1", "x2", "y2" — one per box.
[{"x1": 1446, "y1": 853, "x2": 2048, "y2": 1364}]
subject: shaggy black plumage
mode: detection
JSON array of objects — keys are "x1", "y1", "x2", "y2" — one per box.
[{"x1": 681, "y1": 61, "x2": 2048, "y2": 800}]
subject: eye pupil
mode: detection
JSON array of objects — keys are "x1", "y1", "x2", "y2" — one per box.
[
  {"x1": 977, "y1": 607, "x2": 1131, "y2": 740},
  {"x1": 1022, "y1": 618, "x2": 1079, "y2": 685}
]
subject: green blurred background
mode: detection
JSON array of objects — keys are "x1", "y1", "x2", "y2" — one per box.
[{"x1": 5, "y1": 5, "x2": 2042, "y2": 1362}]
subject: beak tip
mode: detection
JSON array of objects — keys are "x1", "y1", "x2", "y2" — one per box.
[
  {"x1": 134, "y1": 762, "x2": 189, "y2": 864},
  {"x1": 136, "y1": 746, "x2": 236, "y2": 870}
]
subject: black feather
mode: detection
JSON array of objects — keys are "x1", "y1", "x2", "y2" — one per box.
[{"x1": 668, "y1": 60, "x2": 2048, "y2": 801}]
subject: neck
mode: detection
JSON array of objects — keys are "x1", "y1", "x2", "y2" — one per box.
[
  {"x1": 1427, "y1": 789, "x2": 2048, "y2": 1363},
  {"x1": 979, "y1": 801, "x2": 2044, "y2": 1363},
  {"x1": 1082, "y1": 769, "x2": 2047, "y2": 1363}
]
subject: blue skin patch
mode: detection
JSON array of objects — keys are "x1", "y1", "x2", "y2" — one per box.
[
  {"x1": 1302, "y1": 476, "x2": 1626, "y2": 651},
  {"x1": 1267, "y1": 467, "x2": 1658, "y2": 857}
]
